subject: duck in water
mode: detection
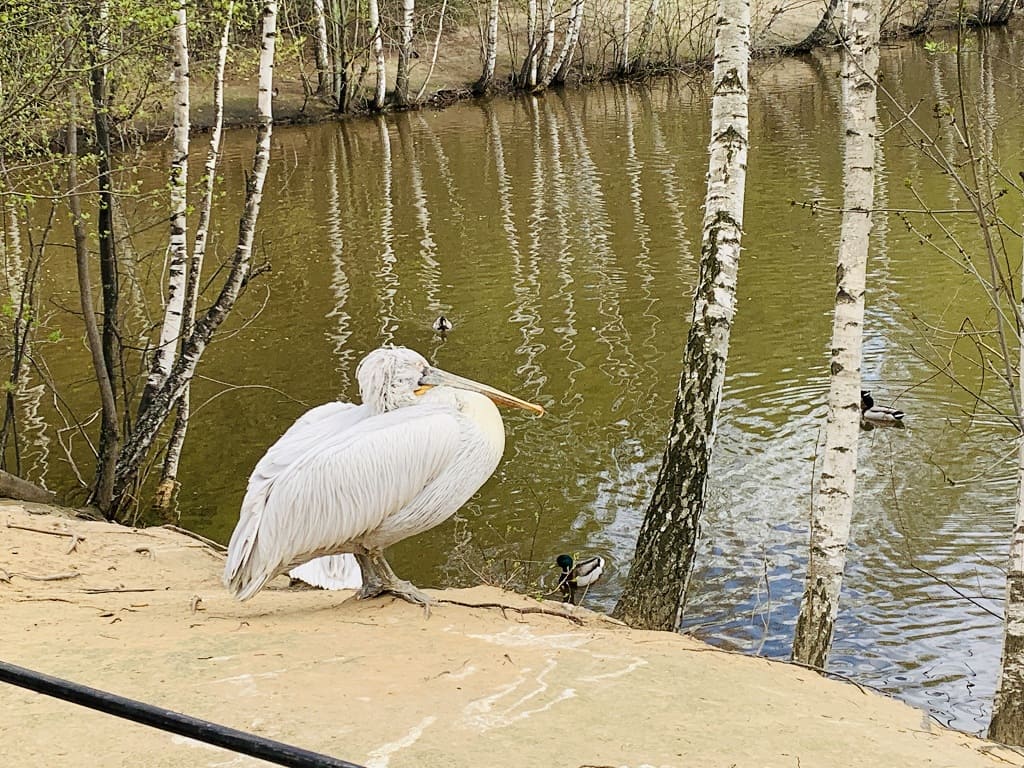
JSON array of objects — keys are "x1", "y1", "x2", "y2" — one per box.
[
  {"x1": 861, "y1": 390, "x2": 905, "y2": 426},
  {"x1": 556, "y1": 553, "x2": 605, "y2": 605}
]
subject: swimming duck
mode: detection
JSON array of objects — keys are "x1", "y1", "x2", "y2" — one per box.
[
  {"x1": 432, "y1": 315, "x2": 453, "y2": 334},
  {"x1": 556, "y1": 553, "x2": 605, "y2": 605},
  {"x1": 861, "y1": 390, "x2": 905, "y2": 425}
]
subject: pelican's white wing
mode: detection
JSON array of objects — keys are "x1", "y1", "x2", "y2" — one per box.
[
  {"x1": 224, "y1": 405, "x2": 467, "y2": 600},
  {"x1": 251, "y1": 402, "x2": 367, "y2": 487},
  {"x1": 224, "y1": 402, "x2": 368, "y2": 598},
  {"x1": 288, "y1": 554, "x2": 362, "y2": 590}
]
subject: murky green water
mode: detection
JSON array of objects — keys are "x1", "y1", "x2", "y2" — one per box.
[{"x1": 7, "y1": 28, "x2": 1024, "y2": 734}]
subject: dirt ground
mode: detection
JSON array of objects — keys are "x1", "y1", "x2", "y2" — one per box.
[{"x1": 1, "y1": 501, "x2": 1021, "y2": 768}]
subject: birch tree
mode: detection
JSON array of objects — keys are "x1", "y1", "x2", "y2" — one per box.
[
  {"x1": 95, "y1": 0, "x2": 278, "y2": 516},
  {"x1": 142, "y1": 0, "x2": 190, "y2": 415},
  {"x1": 413, "y1": 0, "x2": 449, "y2": 102},
  {"x1": 114, "y1": 0, "x2": 277, "y2": 512},
  {"x1": 544, "y1": 0, "x2": 584, "y2": 87},
  {"x1": 394, "y1": 0, "x2": 416, "y2": 105},
  {"x1": 537, "y1": 0, "x2": 556, "y2": 82},
  {"x1": 989, "y1": 198, "x2": 1024, "y2": 745},
  {"x1": 620, "y1": 0, "x2": 631, "y2": 72},
  {"x1": 612, "y1": 0, "x2": 750, "y2": 631},
  {"x1": 475, "y1": 0, "x2": 500, "y2": 93},
  {"x1": 791, "y1": 0, "x2": 880, "y2": 668},
  {"x1": 312, "y1": 0, "x2": 331, "y2": 95},
  {"x1": 522, "y1": 0, "x2": 539, "y2": 87},
  {"x1": 155, "y1": 2, "x2": 235, "y2": 510},
  {"x1": 368, "y1": 0, "x2": 386, "y2": 109}
]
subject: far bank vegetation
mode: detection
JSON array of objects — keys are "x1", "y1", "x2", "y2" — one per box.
[
  {"x1": 4, "y1": 0, "x2": 1014, "y2": 136},
  {"x1": 292, "y1": 0, "x2": 1018, "y2": 109}
]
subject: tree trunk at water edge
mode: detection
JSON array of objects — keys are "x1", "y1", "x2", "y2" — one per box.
[
  {"x1": 394, "y1": 0, "x2": 415, "y2": 106},
  {"x1": 111, "y1": 0, "x2": 277, "y2": 515},
  {"x1": 85, "y1": 2, "x2": 122, "y2": 516},
  {"x1": 369, "y1": 0, "x2": 386, "y2": 109},
  {"x1": 612, "y1": 0, "x2": 750, "y2": 631},
  {"x1": 791, "y1": 0, "x2": 879, "y2": 668},
  {"x1": 155, "y1": 2, "x2": 235, "y2": 511},
  {"x1": 312, "y1": 0, "x2": 331, "y2": 95},
  {"x1": 475, "y1": 0, "x2": 500, "y2": 93},
  {"x1": 632, "y1": 0, "x2": 660, "y2": 70},
  {"x1": 142, "y1": 0, "x2": 190, "y2": 415},
  {"x1": 988, "y1": 196, "x2": 1024, "y2": 746}
]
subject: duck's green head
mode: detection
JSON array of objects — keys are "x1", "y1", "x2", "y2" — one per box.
[{"x1": 556, "y1": 554, "x2": 574, "y2": 571}]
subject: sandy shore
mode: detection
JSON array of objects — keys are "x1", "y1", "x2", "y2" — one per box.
[{"x1": 1, "y1": 501, "x2": 1020, "y2": 767}]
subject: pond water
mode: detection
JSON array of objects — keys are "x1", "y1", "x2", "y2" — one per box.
[{"x1": 8, "y1": 28, "x2": 1024, "y2": 735}]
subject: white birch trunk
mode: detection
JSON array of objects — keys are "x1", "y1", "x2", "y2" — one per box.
[
  {"x1": 312, "y1": 0, "x2": 331, "y2": 96},
  {"x1": 526, "y1": 0, "x2": 539, "y2": 86},
  {"x1": 368, "y1": 0, "x2": 386, "y2": 109},
  {"x1": 155, "y1": 1, "x2": 235, "y2": 510},
  {"x1": 791, "y1": 0, "x2": 879, "y2": 668},
  {"x1": 328, "y1": 0, "x2": 344, "y2": 106},
  {"x1": 477, "y1": 0, "x2": 500, "y2": 92},
  {"x1": 621, "y1": 0, "x2": 631, "y2": 71},
  {"x1": 988, "y1": 206, "x2": 1024, "y2": 746},
  {"x1": 144, "y1": 0, "x2": 190, "y2": 409},
  {"x1": 414, "y1": 0, "x2": 448, "y2": 102},
  {"x1": 548, "y1": 0, "x2": 584, "y2": 85},
  {"x1": 113, "y1": 0, "x2": 277, "y2": 508},
  {"x1": 394, "y1": 0, "x2": 416, "y2": 106},
  {"x1": 537, "y1": 0, "x2": 556, "y2": 84},
  {"x1": 612, "y1": 0, "x2": 750, "y2": 630}
]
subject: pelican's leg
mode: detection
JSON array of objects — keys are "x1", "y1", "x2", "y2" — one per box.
[
  {"x1": 354, "y1": 553, "x2": 386, "y2": 597},
  {"x1": 368, "y1": 548, "x2": 432, "y2": 618}
]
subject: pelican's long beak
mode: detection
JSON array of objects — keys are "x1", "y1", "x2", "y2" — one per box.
[{"x1": 419, "y1": 368, "x2": 545, "y2": 416}]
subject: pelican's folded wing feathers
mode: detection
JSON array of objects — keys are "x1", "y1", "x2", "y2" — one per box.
[{"x1": 224, "y1": 406, "x2": 463, "y2": 599}]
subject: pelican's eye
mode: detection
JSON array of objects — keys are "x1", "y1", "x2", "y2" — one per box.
[{"x1": 413, "y1": 368, "x2": 434, "y2": 397}]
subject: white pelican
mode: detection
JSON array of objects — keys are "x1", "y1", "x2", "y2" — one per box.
[
  {"x1": 223, "y1": 346, "x2": 544, "y2": 607},
  {"x1": 556, "y1": 553, "x2": 605, "y2": 605}
]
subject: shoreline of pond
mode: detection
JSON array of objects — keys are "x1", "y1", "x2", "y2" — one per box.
[
  {"x1": 164, "y1": 17, "x2": 1023, "y2": 142},
  {"x1": 3, "y1": 500, "x2": 1022, "y2": 767}
]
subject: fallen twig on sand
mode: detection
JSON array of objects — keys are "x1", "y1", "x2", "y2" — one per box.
[
  {"x1": 162, "y1": 525, "x2": 227, "y2": 553},
  {"x1": 436, "y1": 598, "x2": 586, "y2": 625},
  {"x1": 10, "y1": 571, "x2": 81, "y2": 582},
  {"x1": 7, "y1": 522, "x2": 78, "y2": 539}
]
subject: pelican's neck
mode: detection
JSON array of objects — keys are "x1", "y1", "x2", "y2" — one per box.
[
  {"x1": 457, "y1": 390, "x2": 505, "y2": 454},
  {"x1": 418, "y1": 387, "x2": 505, "y2": 455}
]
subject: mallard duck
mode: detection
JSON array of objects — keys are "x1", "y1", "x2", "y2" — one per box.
[
  {"x1": 432, "y1": 315, "x2": 453, "y2": 334},
  {"x1": 861, "y1": 390, "x2": 905, "y2": 425},
  {"x1": 556, "y1": 553, "x2": 605, "y2": 605}
]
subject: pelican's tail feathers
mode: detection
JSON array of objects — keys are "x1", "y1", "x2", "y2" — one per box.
[
  {"x1": 288, "y1": 554, "x2": 363, "y2": 590},
  {"x1": 223, "y1": 490, "x2": 276, "y2": 601}
]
